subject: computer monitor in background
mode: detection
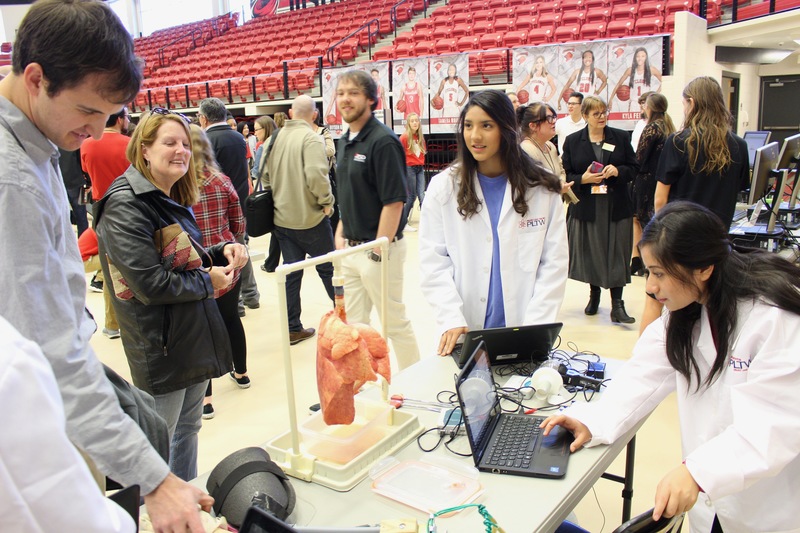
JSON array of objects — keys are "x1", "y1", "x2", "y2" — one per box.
[
  {"x1": 743, "y1": 130, "x2": 772, "y2": 168},
  {"x1": 777, "y1": 133, "x2": 800, "y2": 208},
  {"x1": 747, "y1": 142, "x2": 783, "y2": 234}
]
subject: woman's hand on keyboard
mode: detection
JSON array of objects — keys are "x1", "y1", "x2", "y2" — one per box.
[
  {"x1": 540, "y1": 415, "x2": 592, "y2": 452},
  {"x1": 438, "y1": 326, "x2": 468, "y2": 356}
]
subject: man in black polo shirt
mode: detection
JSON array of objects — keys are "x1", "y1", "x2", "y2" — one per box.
[{"x1": 334, "y1": 70, "x2": 420, "y2": 370}]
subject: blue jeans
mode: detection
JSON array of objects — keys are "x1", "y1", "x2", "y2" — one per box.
[
  {"x1": 405, "y1": 165, "x2": 426, "y2": 219},
  {"x1": 153, "y1": 380, "x2": 208, "y2": 481},
  {"x1": 273, "y1": 218, "x2": 335, "y2": 331}
]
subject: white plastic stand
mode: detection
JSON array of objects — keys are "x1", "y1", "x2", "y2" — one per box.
[{"x1": 263, "y1": 237, "x2": 423, "y2": 491}]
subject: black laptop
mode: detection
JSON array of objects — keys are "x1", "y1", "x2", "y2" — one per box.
[
  {"x1": 451, "y1": 322, "x2": 563, "y2": 368},
  {"x1": 455, "y1": 341, "x2": 573, "y2": 478}
]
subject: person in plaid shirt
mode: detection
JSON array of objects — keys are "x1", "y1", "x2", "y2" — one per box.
[{"x1": 190, "y1": 125, "x2": 250, "y2": 420}]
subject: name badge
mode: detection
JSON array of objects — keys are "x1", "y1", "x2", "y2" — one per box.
[
  {"x1": 591, "y1": 184, "x2": 608, "y2": 195},
  {"x1": 602, "y1": 143, "x2": 615, "y2": 152}
]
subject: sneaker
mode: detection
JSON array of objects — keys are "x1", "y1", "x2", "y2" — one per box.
[
  {"x1": 102, "y1": 328, "x2": 121, "y2": 339},
  {"x1": 309, "y1": 403, "x2": 321, "y2": 415},
  {"x1": 260, "y1": 264, "x2": 276, "y2": 273},
  {"x1": 202, "y1": 404, "x2": 215, "y2": 420},
  {"x1": 89, "y1": 275, "x2": 103, "y2": 293},
  {"x1": 289, "y1": 327, "x2": 316, "y2": 345},
  {"x1": 229, "y1": 371, "x2": 251, "y2": 389},
  {"x1": 244, "y1": 300, "x2": 260, "y2": 310}
]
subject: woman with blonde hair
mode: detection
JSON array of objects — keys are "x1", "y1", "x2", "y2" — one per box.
[
  {"x1": 654, "y1": 76, "x2": 748, "y2": 228},
  {"x1": 190, "y1": 124, "x2": 250, "y2": 418},
  {"x1": 400, "y1": 112, "x2": 427, "y2": 225},
  {"x1": 94, "y1": 109, "x2": 248, "y2": 480},
  {"x1": 629, "y1": 92, "x2": 675, "y2": 276},
  {"x1": 516, "y1": 55, "x2": 557, "y2": 105}
]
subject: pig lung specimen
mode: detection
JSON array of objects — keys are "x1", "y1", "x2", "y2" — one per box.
[{"x1": 316, "y1": 310, "x2": 391, "y2": 425}]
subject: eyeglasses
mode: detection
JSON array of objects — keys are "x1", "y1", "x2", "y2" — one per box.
[
  {"x1": 567, "y1": 101, "x2": 581, "y2": 106},
  {"x1": 151, "y1": 106, "x2": 190, "y2": 123},
  {"x1": 537, "y1": 114, "x2": 557, "y2": 124},
  {"x1": 588, "y1": 110, "x2": 609, "y2": 119}
]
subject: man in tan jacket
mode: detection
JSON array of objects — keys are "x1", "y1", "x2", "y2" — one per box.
[{"x1": 262, "y1": 95, "x2": 335, "y2": 344}]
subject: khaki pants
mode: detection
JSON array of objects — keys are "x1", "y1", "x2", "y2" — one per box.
[{"x1": 83, "y1": 256, "x2": 119, "y2": 331}]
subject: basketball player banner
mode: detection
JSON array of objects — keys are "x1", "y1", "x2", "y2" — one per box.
[
  {"x1": 391, "y1": 58, "x2": 430, "y2": 135},
  {"x1": 321, "y1": 66, "x2": 350, "y2": 138},
  {"x1": 428, "y1": 55, "x2": 470, "y2": 134},
  {"x1": 513, "y1": 36, "x2": 664, "y2": 131}
]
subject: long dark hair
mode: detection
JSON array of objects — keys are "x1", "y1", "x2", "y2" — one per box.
[
  {"x1": 627, "y1": 47, "x2": 651, "y2": 88},
  {"x1": 453, "y1": 90, "x2": 560, "y2": 218},
  {"x1": 639, "y1": 201, "x2": 800, "y2": 389},
  {"x1": 581, "y1": 50, "x2": 596, "y2": 85}
]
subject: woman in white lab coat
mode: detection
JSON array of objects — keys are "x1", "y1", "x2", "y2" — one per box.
[
  {"x1": 542, "y1": 201, "x2": 800, "y2": 533},
  {"x1": 419, "y1": 89, "x2": 568, "y2": 356}
]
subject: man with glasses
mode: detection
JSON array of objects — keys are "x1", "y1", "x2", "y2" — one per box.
[
  {"x1": 80, "y1": 106, "x2": 131, "y2": 339},
  {"x1": 0, "y1": 1, "x2": 213, "y2": 532},
  {"x1": 555, "y1": 91, "x2": 586, "y2": 155}
]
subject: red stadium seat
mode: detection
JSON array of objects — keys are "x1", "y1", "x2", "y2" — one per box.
[
  {"x1": 634, "y1": 16, "x2": 664, "y2": 34},
  {"x1": 372, "y1": 46, "x2": 395, "y2": 61},
  {"x1": 414, "y1": 41, "x2": 435, "y2": 56},
  {"x1": 432, "y1": 24, "x2": 453, "y2": 40},
  {"x1": 452, "y1": 23, "x2": 474, "y2": 38},
  {"x1": 472, "y1": 9, "x2": 494, "y2": 24},
  {"x1": 456, "y1": 35, "x2": 481, "y2": 51},
  {"x1": 394, "y1": 31, "x2": 414, "y2": 45},
  {"x1": 584, "y1": 0, "x2": 609, "y2": 7},
  {"x1": 537, "y1": 1, "x2": 562, "y2": 14},
  {"x1": 393, "y1": 42, "x2": 415, "y2": 58},
  {"x1": 514, "y1": 15, "x2": 538, "y2": 31},
  {"x1": 665, "y1": 0, "x2": 696, "y2": 14},
  {"x1": 586, "y1": 7, "x2": 612, "y2": 22},
  {"x1": 580, "y1": 21, "x2": 608, "y2": 39},
  {"x1": 479, "y1": 33, "x2": 504, "y2": 50},
  {"x1": 503, "y1": 30, "x2": 528, "y2": 48},
  {"x1": 555, "y1": 24, "x2": 581, "y2": 42},
  {"x1": 493, "y1": 17, "x2": 515, "y2": 32},
  {"x1": 527, "y1": 27, "x2": 555, "y2": 44},
  {"x1": 561, "y1": 9, "x2": 587, "y2": 25},
  {"x1": 611, "y1": 3, "x2": 638, "y2": 20},
  {"x1": 560, "y1": 0, "x2": 585, "y2": 11},
  {"x1": 435, "y1": 38, "x2": 458, "y2": 55},
  {"x1": 606, "y1": 19, "x2": 634, "y2": 37},
  {"x1": 479, "y1": 51, "x2": 508, "y2": 75},
  {"x1": 537, "y1": 12, "x2": 563, "y2": 27},
  {"x1": 638, "y1": 1, "x2": 666, "y2": 18},
  {"x1": 453, "y1": 12, "x2": 473, "y2": 24}
]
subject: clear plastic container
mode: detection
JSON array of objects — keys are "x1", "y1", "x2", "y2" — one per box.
[
  {"x1": 369, "y1": 456, "x2": 483, "y2": 514},
  {"x1": 299, "y1": 399, "x2": 393, "y2": 464}
]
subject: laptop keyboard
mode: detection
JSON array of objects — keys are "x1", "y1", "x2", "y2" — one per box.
[{"x1": 485, "y1": 416, "x2": 543, "y2": 469}]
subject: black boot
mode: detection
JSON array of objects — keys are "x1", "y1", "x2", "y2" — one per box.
[
  {"x1": 610, "y1": 299, "x2": 635, "y2": 324},
  {"x1": 630, "y1": 256, "x2": 645, "y2": 277},
  {"x1": 584, "y1": 287, "x2": 601, "y2": 315}
]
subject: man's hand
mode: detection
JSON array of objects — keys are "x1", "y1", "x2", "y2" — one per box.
[
  {"x1": 539, "y1": 415, "x2": 592, "y2": 452},
  {"x1": 323, "y1": 205, "x2": 333, "y2": 217},
  {"x1": 437, "y1": 327, "x2": 468, "y2": 356},
  {"x1": 208, "y1": 266, "x2": 234, "y2": 290},
  {"x1": 652, "y1": 464, "x2": 700, "y2": 521},
  {"x1": 144, "y1": 473, "x2": 214, "y2": 533}
]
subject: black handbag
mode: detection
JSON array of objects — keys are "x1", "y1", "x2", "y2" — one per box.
[{"x1": 245, "y1": 129, "x2": 280, "y2": 237}]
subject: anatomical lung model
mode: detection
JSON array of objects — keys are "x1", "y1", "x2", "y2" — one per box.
[{"x1": 316, "y1": 309, "x2": 391, "y2": 425}]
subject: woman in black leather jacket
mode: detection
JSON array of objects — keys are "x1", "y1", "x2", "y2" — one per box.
[{"x1": 95, "y1": 109, "x2": 248, "y2": 481}]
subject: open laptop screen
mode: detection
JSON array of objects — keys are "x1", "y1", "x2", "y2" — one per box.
[{"x1": 456, "y1": 341, "x2": 501, "y2": 465}]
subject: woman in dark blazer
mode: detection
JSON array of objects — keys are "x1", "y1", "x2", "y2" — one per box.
[{"x1": 562, "y1": 96, "x2": 639, "y2": 324}]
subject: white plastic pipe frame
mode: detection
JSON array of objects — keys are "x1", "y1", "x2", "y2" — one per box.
[{"x1": 273, "y1": 237, "x2": 390, "y2": 455}]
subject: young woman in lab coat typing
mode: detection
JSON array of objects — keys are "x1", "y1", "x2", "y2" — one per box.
[
  {"x1": 542, "y1": 201, "x2": 800, "y2": 533},
  {"x1": 419, "y1": 89, "x2": 568, "y2": 355}
]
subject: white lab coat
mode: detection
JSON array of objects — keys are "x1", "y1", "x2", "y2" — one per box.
[
  {"x1": 418, "y1": 166, "x2": 568, "y2": 336},
  {"x1": 567, "y1": 299, "x2": 800, "y2": 533},
  {"x1": 0, "y1": 317, "x2": 135, "y2": 533}
]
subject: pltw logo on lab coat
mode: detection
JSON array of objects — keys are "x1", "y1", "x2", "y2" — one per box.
[
  {"x1": 519, "y1": 216, "x2": 547, "y2": 231},
  {"x1": 729, "y1": 356, "x2": 751, "y2": 372}
]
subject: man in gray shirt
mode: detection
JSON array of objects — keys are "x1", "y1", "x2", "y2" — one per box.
[{"x1": 0, "y1": 2, "x2": 212, "y2": 531}]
